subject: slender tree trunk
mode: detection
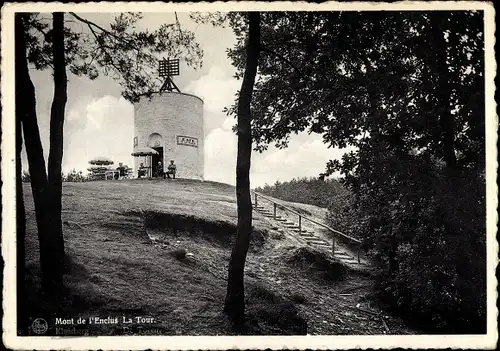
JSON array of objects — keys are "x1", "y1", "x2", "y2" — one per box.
[
  {"x1": 48, "y1": 12, "x2": 67, "y2": 260},
  {"x1": 224, "y1": 12, "x2": 260, "y2": 323},
  {"x1": 15, "y1": 14, "x2": 64, "y2": 296},
  {"x1": 16, "y1": 88, "x2": 27, "y2": 335}
]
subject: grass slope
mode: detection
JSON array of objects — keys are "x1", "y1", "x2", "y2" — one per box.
[{"x1": 22, "y1": 179, "x2": 414, "y2": 336}]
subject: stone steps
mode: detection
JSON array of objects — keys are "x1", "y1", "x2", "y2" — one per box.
[{"x1": 252, "y1": 203, "x2": 367, "y2": 266}]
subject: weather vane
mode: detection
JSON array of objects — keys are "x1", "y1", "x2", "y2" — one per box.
[{"x1": 159, "y1": 58, "x2": 181, "y2": 93}]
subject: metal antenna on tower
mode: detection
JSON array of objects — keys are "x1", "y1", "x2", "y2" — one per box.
[{"x1": 158, "y1": 58, "x2": 181, "y2": 93}]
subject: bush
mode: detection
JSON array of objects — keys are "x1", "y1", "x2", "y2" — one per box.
[
  {"x1": 245, "y1": 281, "x2": 308, "y2": 335},
  {"x1": 350, "y1": 149, "x2": 486, "y2": 334},
  {"x1": 255, "y1": 177, "x2": 347, "y2": 208},
  {"x1": 63, "y1": 169, "x2": 87, "y2": 182}
]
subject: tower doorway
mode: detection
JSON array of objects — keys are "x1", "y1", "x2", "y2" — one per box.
[
  {"x1": 152, "y1": 147, "x2": 164, "y2": 177},
  {"x1": 147, "y1": 133, "x2": 164, "y2": 177}
]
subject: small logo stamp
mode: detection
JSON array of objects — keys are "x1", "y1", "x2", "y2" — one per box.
[{"x1": 31, "y1": 318, "x2": 48, "y2": 335}]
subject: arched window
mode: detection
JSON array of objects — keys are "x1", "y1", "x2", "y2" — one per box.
[{"x1": 147, "y1": 133, "x2": 163, "y2": 148}]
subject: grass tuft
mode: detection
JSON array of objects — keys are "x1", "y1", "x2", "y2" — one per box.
[
  {"x1": 285, "y1": 246, "x2": 348, "y2": 282},
  {"x1": 171, "y1": 248, "x2": 188, "y2": 260}
]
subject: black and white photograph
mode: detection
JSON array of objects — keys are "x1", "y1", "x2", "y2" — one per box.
[{"x1": 1, "y1": 1, "x2": 497, "y2": 350}]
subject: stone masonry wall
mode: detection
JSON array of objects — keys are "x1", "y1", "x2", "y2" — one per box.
[{"x1": 133, "y1": 92, "x2": 204, "y2": 180}]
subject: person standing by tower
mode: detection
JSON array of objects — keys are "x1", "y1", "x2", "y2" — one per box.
[{"x1": 166, "y1": 160, "x2": 177, "y2": 179}]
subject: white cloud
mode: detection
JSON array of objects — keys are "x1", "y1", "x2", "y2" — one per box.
[
  {"x1": 204, "y1": 126, "x2": 349, "y2": 188},
  {"x1": 184, "y1": 65, "x2": 240, "y2": 133},
  {"x1": 251, "y1": 135, "x2": 350, "y2": 188},
  {"x1": 61, "y1": 95, "x2": 134, "y2": 173},
  {"x1": 204, "y1": 127, "x2": 237, "y2": 185}
]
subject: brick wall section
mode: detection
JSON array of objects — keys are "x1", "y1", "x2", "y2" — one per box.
[{"x1": 133, "y1": 92, "x2": 204, "y2": 180}]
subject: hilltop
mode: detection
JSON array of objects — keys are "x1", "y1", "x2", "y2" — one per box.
[{"x1": 22, "y1": 179, "x2": 414, "y2": 335}]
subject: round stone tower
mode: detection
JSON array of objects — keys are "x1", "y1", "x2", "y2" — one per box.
[{"x1": 133, "y1": 92, "x2": 204, "y2": 180}]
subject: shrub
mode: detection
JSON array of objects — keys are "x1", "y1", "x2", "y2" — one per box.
[
  {"x1": 255, "y1": 177, "x2": 347, "y2": 208},
  {"x1": 63, "y1": 169, "x2": 87, "y2": 182},
  {"x1": 350, "y1": 150, "x2": 486, "y2": 333}
]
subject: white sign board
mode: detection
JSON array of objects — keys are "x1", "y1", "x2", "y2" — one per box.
[{"x1": 177, "y1": 135, "x2": 198, "y2": 148}]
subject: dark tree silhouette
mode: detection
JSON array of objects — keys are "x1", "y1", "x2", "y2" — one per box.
[
  {"x1": 224, "y1": 12, "x2": 261, "y2": 324},
  {"x1": 47, "y1": 12, "x2": 68, "y2": 262},
  {"x1": 16, "y1": 13, "x2": 64, "y2": 296},
  {"x1": 225, "y1": 11, "x2": 486, "y2": 333}
]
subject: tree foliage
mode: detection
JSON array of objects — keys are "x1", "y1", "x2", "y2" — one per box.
[
  {"x1": 226, "y1": 11, "x2": 486, "y2": 333},
  {"x1": 255, "y1": 177, "x2": 346, "y2": 208},
  {"x1": 23, "y1": 12, "x2": 203, "y2": 102}
]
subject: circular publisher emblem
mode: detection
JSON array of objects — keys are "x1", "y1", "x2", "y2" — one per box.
[{"x1": 31, "y1": 318, "x2": 48, "y2": 335}]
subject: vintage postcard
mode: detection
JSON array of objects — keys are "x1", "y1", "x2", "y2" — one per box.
[{"x1": 1, "y1": 1, "x2": 498, "y2": 350}]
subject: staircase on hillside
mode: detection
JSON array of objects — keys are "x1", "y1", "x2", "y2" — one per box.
[{"x1": 251, "y1": 194, "x2": 367, "y2": 267}]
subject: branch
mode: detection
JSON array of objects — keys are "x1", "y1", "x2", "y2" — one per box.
[
  {"x1": 174, "y1": 12, "x2": 184, "y2": 41},
  {"x1": 260, "y1": 45, "x2": 303, "y2": 76},
  {"x1": 70, "y1": 12, "x2": 122, "y2": 42},
  {"x1": 69, "y1": 12, "x2": 141, "y2": 53},
  {"x1": 85, "y1": 23, "x2": 122, "y2": 76}
]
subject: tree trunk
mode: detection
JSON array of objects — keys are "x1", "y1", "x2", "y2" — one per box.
[
  {"x1": 15, "y1": 14, "x2": 64, "y2": 296},
  {"x1": 16, "y1": 84, "x2": 27, "y2": 335},
  {"x1": 48, "y1": 12, "x2": 67, "y2": 260},
  {"x1": 224, "y1": 12, "x2": 260, "y2": 323}
]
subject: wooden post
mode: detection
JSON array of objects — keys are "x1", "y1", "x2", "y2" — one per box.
[
  {"x1": 358, "y1": 247, "x2": 361, "y2": 264},
  {"x1": 332, "y1": 236, "x2": 336, "y2": 257},
  {"x1": 273, "y1": 203, "x2": 277, "y2": 219},
  {"x1": 254, "y1": 193, "x2": 258, "y2": 208},
  {"x1": 298, "y1": 215, "x2": 302, "y2": 235}
]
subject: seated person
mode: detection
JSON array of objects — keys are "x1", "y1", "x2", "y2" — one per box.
[
  {"x1": 138, "y1": 163, "x2": 147, "y2": 178},
  {"x1": 166, "y1": 160, "x2": 177, "y2": 179},
  {"x1": 116, "y1": 162, "x2": 126, "y2": 179},
  {"x1": 155, "y1": 161, "x2": 164, "y2": 178}
]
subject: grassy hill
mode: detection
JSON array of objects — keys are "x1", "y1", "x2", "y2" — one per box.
[{"x1": 22, "y1": 179, "x2": 414, "y2": 336}]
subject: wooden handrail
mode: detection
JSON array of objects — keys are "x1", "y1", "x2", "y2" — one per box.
[{"x1": 251, "y1": 191, "x2": 362, "y2": 245}]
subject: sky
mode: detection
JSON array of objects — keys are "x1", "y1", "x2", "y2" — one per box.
[{"x1": 23, "y1": 12, "x2": 347, "y2": 188}]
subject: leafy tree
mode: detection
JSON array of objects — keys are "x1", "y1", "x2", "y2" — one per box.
[
  {"x1": 18, "y1": 12, "x2": 202, "y2": 298},
  {"x1": 225, "y1": 11, "x2": 485, "y2": 332}
]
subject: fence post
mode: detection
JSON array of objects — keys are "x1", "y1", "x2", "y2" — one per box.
[
  {"x1": 254, "y1": 193, "x2": 258, "y2": 208},
  {"x1": 273, "y1": 203, "x2": 277, "y2": 219},
  {"x1": 332, "y1": 236, "x2": 336, "y2": 257},
  {"x1": 358, "y1": 247, "x2": 361, "y2": 264},
  {"x1": 298, "y1": 215, "x2": 302, "y2": 235}
]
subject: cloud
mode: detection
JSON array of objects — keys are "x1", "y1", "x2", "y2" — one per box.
[
  {"x1": 203, "y1": 117, "x2": 349, "y2": 187},
  {"x1": 184, "y1": 65, "x2": 240, "y2": 133},
  {"x1": 251, "y1": 135, "x2": 349, "y2": 188},
  {"x1": 62, "y1": 95, "x2": 135, "y2": 173},
  {"x1": 204, "y1": 124, "x2": 237, "y2": 185}
]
